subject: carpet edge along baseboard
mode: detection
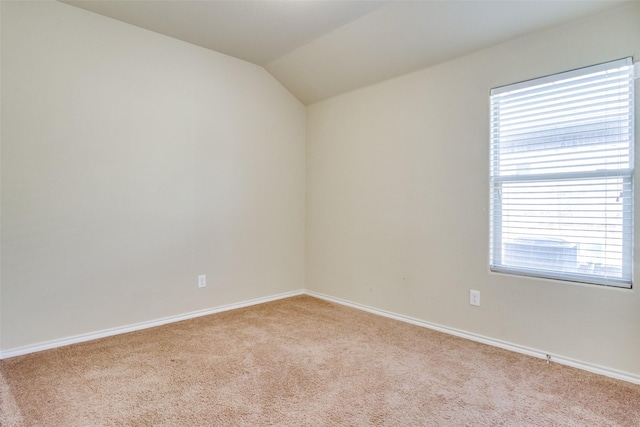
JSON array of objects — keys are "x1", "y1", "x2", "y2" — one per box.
[
  {"x1": 1, "y1": 288, "x2": 638, "y2": 386},
  {"x1": 0, "y1": 290, "x2": 305, "y2": 359},
  {"x1": 304, "y1": 290, "x2": 640, "y2": 386}
]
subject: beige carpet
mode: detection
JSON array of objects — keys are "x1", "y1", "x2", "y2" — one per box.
[{"x1": 1, "y1": 295, "x2": 639, "y2": 426}]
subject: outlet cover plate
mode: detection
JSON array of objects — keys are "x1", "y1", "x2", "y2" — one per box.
[{"x1": 470, "y1": 290, "x2": 480, "y2": 306}]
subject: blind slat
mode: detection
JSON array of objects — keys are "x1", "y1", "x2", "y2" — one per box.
[
  {"x1": 493, "y1": 77, "x2": 633, "y2": 111},
  {"x1": 494, "y1": 91, "x2": 633, "y2": 123},
  {"x1": 489, "y1": 58, "x2": 634, "y2": 288}
]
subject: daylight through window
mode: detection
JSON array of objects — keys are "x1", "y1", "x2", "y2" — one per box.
[{"x1": 489, "y1": 58, "x2": 635, "y2": 287}]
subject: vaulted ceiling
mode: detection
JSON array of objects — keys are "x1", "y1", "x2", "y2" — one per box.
[{"x1": 62, "y1": 0, "x2": 627, "y2": 105}]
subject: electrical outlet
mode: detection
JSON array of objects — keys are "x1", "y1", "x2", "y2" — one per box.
[
  {"x1": 470, "y1": 290, "x2": 480, "y2": 306},
  {"x1": 198, "y1": 275, "x2": 206, "y2": 288}
]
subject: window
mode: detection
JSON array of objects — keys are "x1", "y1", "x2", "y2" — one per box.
[{"x1": 490, "y1": 58, "x2": 635, "y2": 288}]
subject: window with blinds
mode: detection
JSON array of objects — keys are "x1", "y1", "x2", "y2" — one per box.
[{"x1": 490, "y1": 58, "x2": 635, "y2": 287}]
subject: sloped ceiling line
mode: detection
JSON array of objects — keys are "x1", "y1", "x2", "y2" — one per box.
[{"x1": 62, "y1": 0, "x2": 627, "y2": 105}]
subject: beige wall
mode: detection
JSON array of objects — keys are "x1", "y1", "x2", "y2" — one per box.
[
  {"x1": 0, "y1": 1, "x2": 305, "y2": 350},
  {"x1": 306, "y1": 4, "x2": 640, "y2": 376},
  {"x1": 2, "y1": 0, "x2": 639, "y2": 378}
]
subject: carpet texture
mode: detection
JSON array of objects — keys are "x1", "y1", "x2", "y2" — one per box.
[{"x1": 1, "y1": 295, "x2": 639, "y2": 426}]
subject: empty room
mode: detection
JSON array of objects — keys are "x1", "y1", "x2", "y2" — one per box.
[{"x1": 1, "y1": 0, "x2": 639, "y2": 425}]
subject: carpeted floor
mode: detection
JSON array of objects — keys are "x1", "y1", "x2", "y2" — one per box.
[{"x1": 1, "y1": 295, "x2": 639, "y2": 426}]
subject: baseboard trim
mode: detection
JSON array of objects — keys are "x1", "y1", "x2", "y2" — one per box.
[
  {"x1": 3, "y1": 288, "x2": 638, "y2": 385},
  {"x1": 0, "y1": 289, "x2": 305, "y2": 360},
  {"x1": 304, "y1": 290, "x2": 640, "y2": 385}
]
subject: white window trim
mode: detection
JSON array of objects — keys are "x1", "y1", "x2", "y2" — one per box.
[{"x1": 489, "y1": 58, "x2": 635, "y2": 288}]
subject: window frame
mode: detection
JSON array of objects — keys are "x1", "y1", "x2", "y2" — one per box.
[{"x1": 489, "y1": 58, "x2": 635, "y2": 288}]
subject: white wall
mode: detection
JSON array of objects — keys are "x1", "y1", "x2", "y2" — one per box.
[
  {"x1": 0, "y1": 1, "x2": 305, "y2": 350},
  {"x1": 306, "y1": 4, "x2": 640, "y2": 376}
]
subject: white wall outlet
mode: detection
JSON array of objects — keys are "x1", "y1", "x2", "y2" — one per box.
[
  {"x1": 470, "y1": 290, "x2": 480, "y2": 306},
  {"x1": 198, "y1": 274, "x2": 206, "y2": 288}
]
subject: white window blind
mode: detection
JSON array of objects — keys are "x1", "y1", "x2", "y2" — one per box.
[{"x1": 490, "y1": 58, "x2": 634, "y2": 287}]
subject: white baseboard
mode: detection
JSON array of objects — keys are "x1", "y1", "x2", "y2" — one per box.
[
  {"x1": 304, "y1": 290, "x2": 640, "y2": 385},
  {"x1": 3, "y1": 288, "x2": 638, "y2": 385},
  {"x1": 0, "y1": 289, "x2": 305, "y2": 360}
]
